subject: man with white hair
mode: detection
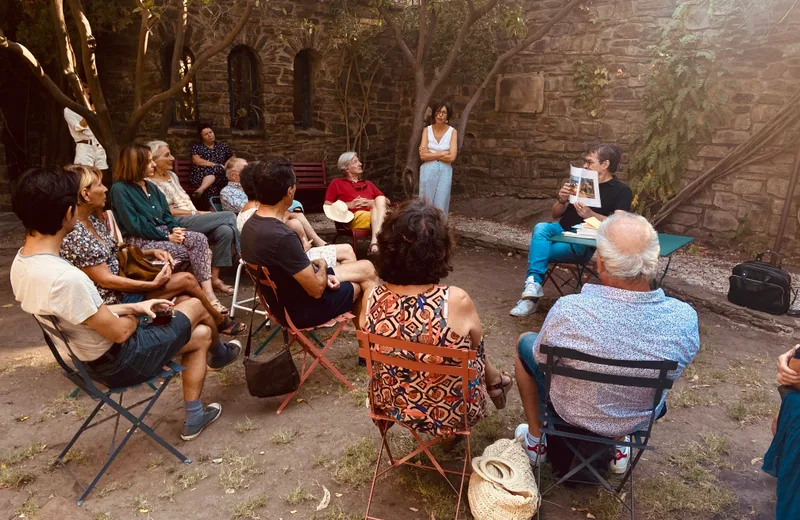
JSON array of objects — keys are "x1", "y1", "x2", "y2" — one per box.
[
  {"x1": 324, "y1": 152, "x2": 389, "y2": 255},
  {"x1": 513, "y1": 212, "x2": 700, "y2": 474}
]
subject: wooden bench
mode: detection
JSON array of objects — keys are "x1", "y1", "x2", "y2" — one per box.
[
  {"x1": 292, "y1": 162, "x2": 327, "y2": 193},
  {"x1": 174, "y1": 159, "x2": 196, "y2": 195}
]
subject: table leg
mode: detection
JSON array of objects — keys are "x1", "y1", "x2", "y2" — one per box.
[{"x1": 657, "y1": 255, "x2": 674, "y2": 288}]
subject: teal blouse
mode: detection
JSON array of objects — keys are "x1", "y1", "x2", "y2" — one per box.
[{"x1": 109, "y1": 180, "x2": 180, "y2": 240}]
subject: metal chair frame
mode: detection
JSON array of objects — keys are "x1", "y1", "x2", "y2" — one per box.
[
  {"x1": 357, "y1": 331, "x2": 477, "y2": 520},
  {"x1": 245, "y1": 263, "x2": 354, "y2": 414},
  {"x1": 535, "y1": 344, "x2": 678, "y2": 519},
  {"x1": 34, "y1": 316, "x2": 190, "y2": 505}
]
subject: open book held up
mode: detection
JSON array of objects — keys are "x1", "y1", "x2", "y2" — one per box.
[{"x1": 568, "y1": 165, "x2": 601, "y2": 208}]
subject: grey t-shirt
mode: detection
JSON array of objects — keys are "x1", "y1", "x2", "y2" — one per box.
[{"x1": 11, "y1": 251, "x2": 112, "y2": 361}]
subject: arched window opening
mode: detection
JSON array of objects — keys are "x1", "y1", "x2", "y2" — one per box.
[
  {"x1": 293, "y1": 49, "x2": 313, "y2": 128},
  {"x1": 228, "y1": 46, "x2": 260, "y2": 130},
  {"x1": 161, "y1": 44, "x2": 198, "y2": 125}
]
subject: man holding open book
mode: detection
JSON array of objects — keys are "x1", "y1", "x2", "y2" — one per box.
[{"x1": 510, "y1": 144, "x2": 633, "y2": 317}]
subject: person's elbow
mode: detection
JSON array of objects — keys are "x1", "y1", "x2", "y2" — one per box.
[{"x1": 306, "y1": 284, "x2": 326, "y2": 299}]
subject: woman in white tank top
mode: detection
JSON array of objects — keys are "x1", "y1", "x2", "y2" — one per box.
[{"x1": 418, "y1": 101, "x2": 458, "y2": 217}]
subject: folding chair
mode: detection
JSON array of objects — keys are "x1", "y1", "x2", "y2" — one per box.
[
  {"x1": 333, "y1": 220, "x2": 371, "y2": 251},
  {"x1": 357, "y1": 330, "x2": 476, "y2": 520},
  {"x1": 34, "y1": 316, "x2": 190, "y2": 505},
  {"x1": 541, "y1": 261, "x2": 598, "y2": 297},
  {"x1": 245, "y1": 263, "x2": 354, "y2": 414},
  {"x1": 208, "y1": 195, "x2": 223, "y2": 212},
  {"x1": 230, "y1": 259, "x2": 281, "y2": 356},
  {"x1": 535, "y1": 344, "x2": 678, "y2": 519}
]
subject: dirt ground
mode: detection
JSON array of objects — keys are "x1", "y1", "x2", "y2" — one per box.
[{"x1": 0, "y1": 228, "x2": 788, "y2": 520}]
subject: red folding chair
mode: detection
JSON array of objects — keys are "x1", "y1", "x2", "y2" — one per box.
[
  {"x1": 357, "y1": 330, "x2": 476, "y2": 520},
  {"x1": 245, "y1": 263, "x2": 354, "y2": 414},
  {"x1": 334, "y1": 221, "x2": 371, "y2": 251}
]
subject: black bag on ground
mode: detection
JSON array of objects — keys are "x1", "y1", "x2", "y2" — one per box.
[
  {"x1": 242, "y1": 287, "x2": 300, "y2": 398},
  {"x1": 728, "y1": 251, "x2": 793, "y2": 315}
]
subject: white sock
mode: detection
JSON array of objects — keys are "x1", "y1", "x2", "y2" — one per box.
[{"x1": 526, "y1": 431, "x2": 542, "y2": 446}]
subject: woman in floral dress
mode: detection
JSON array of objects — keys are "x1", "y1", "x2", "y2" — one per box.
[{"x1": 190, "y1": 123, "x2": 234, "y2": 203}]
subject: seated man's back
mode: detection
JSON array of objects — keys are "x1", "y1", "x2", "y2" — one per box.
[{"x1": 534, "y1": 283, "x2": 699, "y2": 437}]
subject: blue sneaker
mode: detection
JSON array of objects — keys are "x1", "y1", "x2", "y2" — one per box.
[{"x1": 181, "y1": 403, "x2": 222, "y2": 441}]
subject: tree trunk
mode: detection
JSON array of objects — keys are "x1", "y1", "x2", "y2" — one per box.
[{"x1": 401, "y1": 88, "x2": 432, "y2": 198}]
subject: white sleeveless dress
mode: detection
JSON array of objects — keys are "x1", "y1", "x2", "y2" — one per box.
[{"x1": 419, "y1": 125, "x2": 454, "y2": 217}]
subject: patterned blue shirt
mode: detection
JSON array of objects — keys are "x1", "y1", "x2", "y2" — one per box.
[
  {"x1": 220, "y1": 182, "x2": 247, "y2": 214},
  {"x1": 531, "y1": 283, "x2": 700, "y2": 437}
]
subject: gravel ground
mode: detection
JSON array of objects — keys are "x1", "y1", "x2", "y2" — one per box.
[{"x1": 308, "y1": 211, "x2": 800, "y2": 311}]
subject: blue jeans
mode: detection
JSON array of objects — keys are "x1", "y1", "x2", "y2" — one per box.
[
  {"x1": 517, "y1": 332, "x2": 545, "y2": 396},
  {"x1": 526, "y1": 221, "x2": 593, "y2": 283}
]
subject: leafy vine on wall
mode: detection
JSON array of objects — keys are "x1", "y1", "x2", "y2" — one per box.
[
  {"x1": 629, "y1": 0, "x2": 725, "y2": 217},
  {"x1": 572, "y1": 59, "x2": 609, "y2": 118}
]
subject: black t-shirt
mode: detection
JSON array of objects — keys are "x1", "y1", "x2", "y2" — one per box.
[
  {"x1": 240, "y1": 214, "x2": 313, "y2": 317},
  {"x1": 559, "y1": 176, "x2": 633, "y2": 230}
]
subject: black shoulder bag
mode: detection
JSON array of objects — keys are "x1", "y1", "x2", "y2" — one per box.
[
  {"x1": 728, "y1": 250, "x2": 795, "y2": 315},
  {"x1": 243, "y1": 273, "x2": 300, "y2": 398}
]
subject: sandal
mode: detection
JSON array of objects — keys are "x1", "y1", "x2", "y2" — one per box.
[
  {"x1": 213, "y1": 280, "x2": 234, "y2": 295},
  {"x1": 211, "y1": 299, "x2": 229, "y2": 315},
  {"x1": 368, "y1": 242, "x2": 379, "y2": 256},
  {"x1": 218, "y1": 316, "x2": 246, "y2": 335},
  {"x1": 488, "y1": 371, "x2": 513, "y2": 410}
]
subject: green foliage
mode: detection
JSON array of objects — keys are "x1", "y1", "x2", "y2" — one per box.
[
  {"x1": 629, "y1": 0, "x2": 724, "y2": 216},
  {"x1": 572, "y1": 59, "x2": 609, "y2": 118}
]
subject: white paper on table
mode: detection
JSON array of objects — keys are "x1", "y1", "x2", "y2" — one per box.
[{"x1": 567, "y1": 165, "x2": 601, "y2": 208}]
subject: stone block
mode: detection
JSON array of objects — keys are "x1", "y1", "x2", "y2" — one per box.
[
  {"x1": 752, "y1": 104, "x2": 781, "y2": 123},
  {"x1": 713, "y1": 192, "x2": 740, "y2": 208},
  {"x1": 549, "y1": 99, "x2": 568, "y2": 116},
  {"x1": 767, "y1": 177, "x2": 790, "y2": 198},
  {"x1": 670, "y1": 211, "x2": 699, "y2": 226},
  {"x1": 732, "y1": 179, "x2": 762, "y2": 195},
  {"x1": 734, "y1": 113, "x2": 751, "y2": 131},
  {"x1": 703, "y1": 209, "x2": 740, "y2": 232},
  {"x1": 555, "y1": 118, "x2": 577, "y2": 134},
  {"x1": 757, "y1": 93, "x2": 788, "y2": 105}
]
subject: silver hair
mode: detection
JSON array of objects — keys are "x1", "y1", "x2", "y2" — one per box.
[
  {"x1": 596, "y1": 212, "x2": 660, "y2": 282},
  {"x1": 337, "y1": 151, "x2": 357, "y2": 173},
  {"x1": 147, "y1": 140, "x2": 169, "y2": 157},
  {"x1": 225, "y1": 157, "x2": 247, "y2": 179}
]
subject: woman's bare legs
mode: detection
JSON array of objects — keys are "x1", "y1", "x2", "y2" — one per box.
[
  {"x1": 286, "y1": 212, "x2": 325, "y2": 246},
  {"x1": 195, "y1": 174, "x2": 216, "y2": 196},
  {"x1": 146, "y1": 272, "x2": 225, "y2": 325},
  {"x1": 335, "y1": 244, "x2": 356, "y2": 263}
]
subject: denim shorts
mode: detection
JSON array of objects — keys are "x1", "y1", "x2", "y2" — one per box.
[{"x1": 87, "y1": 312, "x2": 192, "y2": 388}]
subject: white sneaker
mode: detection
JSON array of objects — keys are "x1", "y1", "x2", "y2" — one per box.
[
  {"x1": 609, "y1": 436, "x2": 631, "y2": 474},
  {"x1": 521, "y1": 276, "x2": 544, "y2": 299},
  {"x1": 515, "y1": 423, "x2": 547, "y2": 465},
  {"x1": 510, "y1": 299, "x2": 538, "y2": 317}
]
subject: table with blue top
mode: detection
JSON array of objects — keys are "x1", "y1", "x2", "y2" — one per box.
[{"x1": 547, "y1": 232, "x2": 694, "y2": 290}]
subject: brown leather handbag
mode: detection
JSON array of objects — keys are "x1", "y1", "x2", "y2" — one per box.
[{"x1": 105, "y1": 210, "x2": 160, "y2": 282}]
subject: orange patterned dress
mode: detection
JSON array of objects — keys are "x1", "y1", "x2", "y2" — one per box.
[{"x1": 365, "y1": 284, "x2": 488, "y2": 437}]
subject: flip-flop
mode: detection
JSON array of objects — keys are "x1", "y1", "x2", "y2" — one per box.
[
  {"x1": 488, "y1": 371, "x2": 513, "y2": 410},
  {"x1": 368, "y1": 243, "x2": 379, "y2": 256},
  {"x1": 218, "y1": 316, "x2": 246, "y2": 335}
]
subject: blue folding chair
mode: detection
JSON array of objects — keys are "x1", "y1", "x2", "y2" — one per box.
[
  {"x1": 35, "y1": 317, "x2": 191, "y2": 505},
  {"x1": 208, "y1": 195, "x2": 223, "y2": 212}
]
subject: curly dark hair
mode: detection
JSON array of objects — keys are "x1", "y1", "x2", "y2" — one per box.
[{"x1": 376, "y1": 198, "x2": 454, "y2": 285}]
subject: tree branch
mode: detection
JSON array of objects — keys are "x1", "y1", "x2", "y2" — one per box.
[
  {"x1": 67, "y1": 0, "x2": 115, "y2": 152},
  {"x1": 467, "y1": 0, "x2": 477, "y2": 16},
  {"x1": 380, "y1": 7, "x2": 416, "y2": 68},
  {"x1": 0, "y1": 31, "x2": 98, "y2": 128},
  {"x1": 415, "y1": 0, "x2": 427, "y2": 71},
  {"x1": 421, "y1": 5, "x2": 438, "y2": 66},
  {"x1": 431, "y1": 0, "x2": 499, "y2": 92},
  {"x1": 50, "y1": 0, "x2": 87, "y2": 106},
  {"x1": 133, "y1": 0, "x2": 152, "y2": 111},
  {"x1": 158, "y1": 0, "x2": 188, "y2": 137},
  {"x1": 457, "y1": 0, "x2": 582, "y2": 148},
  {"x1": 125, "y1": 0, "x2": 255, "y2": 139}
]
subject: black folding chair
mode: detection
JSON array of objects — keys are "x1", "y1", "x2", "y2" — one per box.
[
  {"x1": 536, "y1": 344, "x2": 678, "y2": 519},
  {"x1": 35, "y1": 316, "x2": 191, "y2": 505}
]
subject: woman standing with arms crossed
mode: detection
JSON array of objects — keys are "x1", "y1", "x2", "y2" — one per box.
[{"x1": 419, "y1": 101, "x2": 457, "y2": 217}]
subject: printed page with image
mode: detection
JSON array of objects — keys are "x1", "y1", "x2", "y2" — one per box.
[{"x1": 568, "y1": 165, "x2": 601, "y2": 208}]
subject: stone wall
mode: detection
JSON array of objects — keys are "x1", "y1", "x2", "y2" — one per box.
[
  {"x1": 443, "y1": 0, "x2": 800, "y2": 243},
  {"x1": 98, "y1": 0, "x2": 405, "y2": 196}
]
